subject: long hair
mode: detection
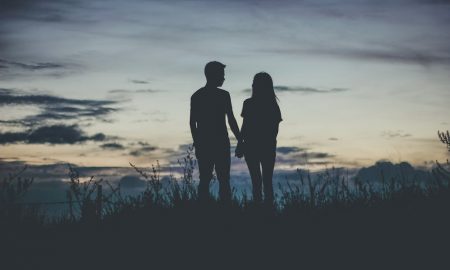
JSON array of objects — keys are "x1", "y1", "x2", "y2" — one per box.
[{"x1": 251, "y1": 72, "x2": 279, "y2": 104}]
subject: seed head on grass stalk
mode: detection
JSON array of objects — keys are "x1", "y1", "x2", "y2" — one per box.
[
  {"x1": 67, "y1": 165, "x2": 103, "y2": 222},
  {"x1": 130, "y1": 161, "x2": 164, "y2": 206}
]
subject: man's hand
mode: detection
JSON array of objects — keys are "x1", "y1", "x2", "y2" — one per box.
[
  {"x1": 235, "y1": 141, "x2": 244, "y2": 158},
  {"x1": 194, "y1": 143, "x2": 201, "y2": 159}
]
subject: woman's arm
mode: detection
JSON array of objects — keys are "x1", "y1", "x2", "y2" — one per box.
[
  {"x1": 235, "y1": 115, "x2": 248, "y2": 158},
  {"x1": 273, "y1": 122, "x2": 279, "y2": 139}
]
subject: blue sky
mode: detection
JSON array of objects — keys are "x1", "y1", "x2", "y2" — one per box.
[{"x1": 0, "y1": 0, "x2": 449, "y2": 178}]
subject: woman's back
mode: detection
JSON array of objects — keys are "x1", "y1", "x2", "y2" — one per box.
[
  {"x1": 240, "y1": 72, "x2": 281, "y2": 203},
  {"x1": 241, "y1": 97, "x2": 282, "y2": 146}
]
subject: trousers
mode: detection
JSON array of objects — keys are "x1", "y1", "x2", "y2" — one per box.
[
  {"x1": 244, "y1": 141, "x2": 276, "y2": 202},
  {"x1": 196, "y1": 140, "x2": 231, "y2": 202}
]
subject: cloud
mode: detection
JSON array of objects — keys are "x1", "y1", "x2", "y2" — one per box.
[
  {"x1": 135, "y1": 89, "x2": 159, "y2": 93},
  {"x1": 118, "y1": 175, "x2": 146, "y2": 188},
  {"x1": 0, "y1": 88, "x2": 118, "y2": 126},
  {"x1": 0, "y1": 58, "x2": 64, "y2": 70},
  {"x1": 356, "y1": 161, "x2": 430, "y2": 183},
  {"x1": 0, "y1": 1, "x2": 92, "y2": 77},
  {"x1": 0, "y1": 58, "x2": 78, "y2": 80},
  {"x1": 108, "y1": 89, "x2": 160, "y2": 94},
  {"x1": 276, "y1": 146, "x2": 307, "y2": 155},
  {"x1": 100, "y1": 143, "x2": 125, "y2": 150},
  {"x1": 243, "y1": 86, "x2": 349, "y2": 94},
  {"x1": 274, "y1": 145, "x2": 336, "y2": 168},
  {"x1": 0, "y1": 0, "x2": 91, "y2": 24},
  {"x1": 323, "y1": 48, "x2": 450, "y2": 67},
  {"x1": 381, "y1": 130, "x2": 412, "y2": 138},
  {"x1": 129, "y1": 79, "x2": 149, "y2": 84},
  {"x1": 129, "y1": 146, "x2": 158, "y2": 157},
  {"x1": 0, "y1": 88, "x2": 114, "y2": 107},
  {"x1": 417, "y1": 0, "x2": 450, "y2": 4},
  {"x1": 273, "y1": 46, "x2": 450, "y2": 67},
  {"x1": 0, "y1": 124, "x2": 107, "y2": 144},
  {"x1": 23, "y1": 180, "x2": 70, "y2": 204},
  {"x1": 291, "y1": 151, "x2": 334, "y2": 159},
  {"x1": 275, "y1": 86, "x2": 349, "y2": 94}
]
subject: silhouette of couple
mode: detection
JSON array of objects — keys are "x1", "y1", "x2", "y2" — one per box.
[{"x1": 190, "y1": 61, "x2": 282, "y2": 203}]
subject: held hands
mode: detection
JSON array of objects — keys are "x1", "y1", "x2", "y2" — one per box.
[
  {"x1": 235, "y1": 141, "x2": 245, "y2": 159},
  {"x1": 193, "y1": 142, "x2": 201, "y2": 159}
]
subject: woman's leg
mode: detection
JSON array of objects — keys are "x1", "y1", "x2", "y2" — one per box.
[
  {"x1": 261, "y1": 148, "x2": 276, "y2": 203},
  {"x1": 245, "y1": 153, "x2": 262, "y2": 202}
]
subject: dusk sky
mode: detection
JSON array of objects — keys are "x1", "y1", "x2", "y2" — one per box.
[{"x1": 1, "y1": 0, "x2": 449, "y2": 180}]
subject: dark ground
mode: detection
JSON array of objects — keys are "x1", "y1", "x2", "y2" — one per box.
[{"x1": 2, "y1": 198, "x2": 450, "y2": 270}]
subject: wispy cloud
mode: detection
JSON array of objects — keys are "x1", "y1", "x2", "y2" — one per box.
[
  {"x1": 129, "y1": 79, "x2": 149, "y2": 84},
  {"x1": 276, "y1": 146, "x2": 307, "y2": 155},
  {"x1": 270, "y1": 46, "x2": 450, "y2": 67},
  {"x1": 381, "y1": 130, "x2": 412, "y2": 138},
  {"x1": 416, "y1": 0, "x2": 450, "y2": 5},
  {"x1": 0, "y1": 58, "x2": 64, "y2": 70},
  {"x1": 0, "y1": 88, "x2": 118, "y2": 127},
  {"x1": 108, "y1": 89, "x2": 160, "y2": 94},
  {"x1": 243, "y1": 86, "x2": 349, "y2": 94},
  {"x1": 356, "y1": 160, "x2": 430, "y2": 183},
  {"x1": 275, "y1": 146, "x2": 336, "y2": 168},
  {"x1": 129, "y1": 145, "x2": 159, "y2": 157},
  {"x1": 0, "y1": 124, "x2": 107, "y2": 145},
  {"x1": 0, "y1": 0, "x2": 92, "y2": 24},
  {"x1": 100, "y1": 143, "x2": 125, "y2": 150},
  {"x1": 312, "y1": 47, "x2": 450, "y2": 67},
  {"x1": 275, "y1": 86, "x2": 349, "y2": 94},
  {"x1": 0, "y1": 58, "x2": 78, "y2": 80}
]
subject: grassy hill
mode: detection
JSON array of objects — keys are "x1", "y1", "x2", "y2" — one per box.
[{"x1": 1, "y1": 134, "x2": 450, "y2": 269}]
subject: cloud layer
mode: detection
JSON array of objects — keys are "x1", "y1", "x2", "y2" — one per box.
[
  {"x1": 0, "y1": 88, "x2": 118, "y2": 127},
  {"x1": 243, "y1": 86, "x2": 349, "y2": 94},
  {"x1": 0, "y1": 124, "x2": 106, "y2": 144},
  {"x1": 0, "y1": 88, "x2": 119, "y2": 146}
]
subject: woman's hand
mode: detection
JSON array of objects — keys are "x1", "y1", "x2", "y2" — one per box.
[{"x1": 235, "y1": 141, "x2": 244, "y2": 158}]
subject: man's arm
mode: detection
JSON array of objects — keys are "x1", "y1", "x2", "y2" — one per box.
[
  {"x1": 226, "y1": 93, "x2": 242, "y2": 142},
  {"x1": 189, "y1": 97, "x2": 198, "y2": 146},
  {"x1": 240, "y1": 117, "x2": 247, "y2": 143},
  {"x1": 234, "y1": 117, "x2": 246, "y2": 158}
]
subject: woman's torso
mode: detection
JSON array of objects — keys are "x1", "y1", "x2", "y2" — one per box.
[{"x1": 241, "y1": 98, "x2": 282, "y2": 148}]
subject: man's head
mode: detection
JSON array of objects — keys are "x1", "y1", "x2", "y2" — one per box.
[{"x1": 204, "y1": 61, "x2": 225, "y2": 87}]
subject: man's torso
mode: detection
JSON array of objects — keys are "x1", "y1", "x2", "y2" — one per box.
[{"x1": 191, "y1": 86, "x2": 230, "y2": 145}]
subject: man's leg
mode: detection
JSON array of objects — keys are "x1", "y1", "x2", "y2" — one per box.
[
  {"x1": 197, "y1": 156, "x2": 214, "y2": 202},
  {"x1": 215, "y1": 143, "x2": 231, "y2": 202}
]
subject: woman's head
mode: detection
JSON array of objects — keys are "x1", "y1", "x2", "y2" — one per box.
[{"x1": 252, "y1": 72, "x2": 278, "y2": 103}]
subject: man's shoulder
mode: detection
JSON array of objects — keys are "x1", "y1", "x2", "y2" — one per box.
[
  {"x1": 243, "y1": 98, "x2": 253, "y2": 105},
  {"x1": 191, "y1": 87, "x2": 205, "y2": 100},
  {"x1": 192, "y1": 87, "x2": 229, "y2": 99},
  {"x1": 216, "y1": 88, "x2": 230, "y2": 100},
  {"x1": 216, "y1": 87, "x2": 229, "y2": 94}
]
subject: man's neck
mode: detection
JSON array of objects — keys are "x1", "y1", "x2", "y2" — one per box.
[{"x1": 205, "y1": 83, "x2": 219, "y2": 88}]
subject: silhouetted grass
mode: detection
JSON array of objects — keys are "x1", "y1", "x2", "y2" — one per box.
[{"x1": 1, "y1": 137, "x2": 450, "y2": 268}]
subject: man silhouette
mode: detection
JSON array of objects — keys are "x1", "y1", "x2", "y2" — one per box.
[{"x1": 190, "y1": 61, "x2": 241, "y2": 202}]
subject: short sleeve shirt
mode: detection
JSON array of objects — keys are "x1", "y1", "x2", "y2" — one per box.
[
  {"x1": 190, "y1": 86, "x2": 232, "y2": 144},
  {"x1": 241, "y1": 98, "x2": 282, "y2": 143}
]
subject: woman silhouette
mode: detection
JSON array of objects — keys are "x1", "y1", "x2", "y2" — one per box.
[{"x1": 237, "y1": 72, "x2": 282, "y2": 203}]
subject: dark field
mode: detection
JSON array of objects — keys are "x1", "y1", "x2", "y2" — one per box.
[{"x1": 2, "y1": 138, "x2": 450, "y2": 269}]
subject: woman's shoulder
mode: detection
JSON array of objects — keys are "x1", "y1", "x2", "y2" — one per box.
[{"x1": 241, "y1": 98, "x2": 253, "y2": 118}]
